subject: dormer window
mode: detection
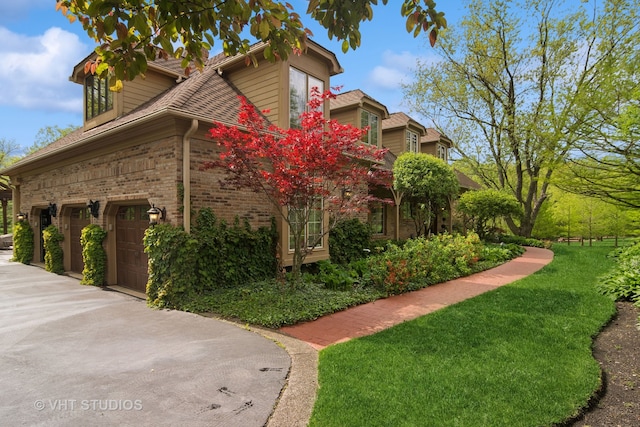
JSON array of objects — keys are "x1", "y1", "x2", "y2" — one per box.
[
  {"x1": 437, "y1": 143, "x2": 448, "y2": 161},
  {"x1": 406, "y1": 131, "x2": 419, "y2": 153},
  {"x1": 289, "y1": 67, "x2": 324, "y2": 128},
  {"x1": 360, "y1": 109, "x2": 379, "y2": 146},
  {"x1": 85, "y1": 74, "x2": 113, "y2": 120}
]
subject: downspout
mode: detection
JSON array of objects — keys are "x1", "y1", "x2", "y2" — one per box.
[{"x1": 183, "y1": 119, "x2": 199, "y2": 233}]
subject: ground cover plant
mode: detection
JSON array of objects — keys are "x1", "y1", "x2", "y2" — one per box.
[
  {"x1": 309, "y1": 245, "x2": 617, "y2": 427},
  {"x1": 178, "y1": 233, "x2": 524, "y2": 327}
]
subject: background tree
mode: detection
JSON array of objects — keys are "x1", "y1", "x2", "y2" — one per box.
[
  {"x1": 0, "y1": 138, "x2": 21, "y2": 234},
  {"x1": 557, "y1": 1, "x2": 639, "y2": 208},
  {"x1": 204, "y1": 91, "x2": 390, "y2": 281},
  {"x1": 457, "y1": 189, "x2": 522, "y2": 240},
  {"x1": 393, "y1": 152, "x2": 459, "y2": 237},
  {"x1": 405, "y1": 0, "x2": 635, "y2": 237},
  {"x1": 56, "y1": 0, "x2": 446, "y2": 86},
  {"x1": 25, "y1": 125, "x2": 80, "y2": 155}
]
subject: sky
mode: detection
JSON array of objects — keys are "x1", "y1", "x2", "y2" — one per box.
[{"x1": 0, "y1": 0, "x2": 466, "y2": 154}]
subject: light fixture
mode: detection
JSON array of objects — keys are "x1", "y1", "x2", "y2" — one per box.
[
  {"x1": 87, "y1": 200, "x2": 100, "y2": 218},
  {"x1": 342, "y1": 188, "x2": 353, "y2": 200},
  {"x1": 147, "y1": 204, "x2": 166, "y2": 226},
  {"x1": 49, "y1": 202, "x2": 58, "y2": 218},
  {"x1": 17, "y1": 212, "x2": 28, "y2": 222}
]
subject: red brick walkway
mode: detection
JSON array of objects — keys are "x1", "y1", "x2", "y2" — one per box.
[{"x1": 279, "y1": 246, "x2": 553, "y2": 350}]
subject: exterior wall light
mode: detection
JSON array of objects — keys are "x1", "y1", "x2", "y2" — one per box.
[
  {"x1": 87, "y1": 200, "x2": 100, "y2": 218},
  {"x1": 49, "y1": 203, "x2": 58, "y2": 218},
  {"x1": 17, "y1": 212, "x2": 28, "y2": 222},
  {"x1": 342, "y1": 188, "x2": 353, "y2": 200},
  {"x1": 147, "y1": 204, "x2": 166, "y2": 226}
]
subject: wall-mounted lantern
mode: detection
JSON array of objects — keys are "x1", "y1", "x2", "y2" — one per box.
[
  {"x1": 342, "y1": 188, "x2": 353, "y2": 200},
  {"x1": 147, "y1": 204, "x2": 166, "y2": 226},
  {"x1": 87, "y1": 200, "x2": 100, "y2": 218},
  {"x1": 48, "y1": 203, "x2": 57, "y2": 218},
  {"x1": 17, "y1": 212, "x2": 28, "y2": 222}
]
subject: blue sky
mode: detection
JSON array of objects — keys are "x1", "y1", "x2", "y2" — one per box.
[{"x1": 0, "y1": 1, "x2": 465, "y2": 153}]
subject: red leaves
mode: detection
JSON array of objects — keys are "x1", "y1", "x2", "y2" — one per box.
[{"x1": 205, "y1": 91, "x2": 391, "y2": 213}]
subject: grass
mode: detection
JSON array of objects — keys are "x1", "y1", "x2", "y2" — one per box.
[{"x1": 309, "y1": 245, "x2": 617, "y2": 427}]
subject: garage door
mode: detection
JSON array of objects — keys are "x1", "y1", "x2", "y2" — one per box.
[
  {"x1": 70, "y1": 207, "x2": 91, "y2": 274},
  {"x1": 116, "y1": 205, "x2": 149, "y2": 293}
]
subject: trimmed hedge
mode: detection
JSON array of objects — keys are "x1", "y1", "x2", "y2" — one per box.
[
  {"x1": 80, "y1": 224, "x2": 108, "y2": 286},
  {"x1": 12, "y1": 220, "x2": 34, "y2": 264},
  {"x1": 43, "y1": 225, "x2": 64, "y2": 274},
  {"x1": 329, "y1": 218, "x2": 373, "y2": 265}
]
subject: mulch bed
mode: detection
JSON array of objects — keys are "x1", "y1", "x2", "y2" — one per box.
[{"x1": 570, "y1": 301, "x2": 640, "y2": 426}]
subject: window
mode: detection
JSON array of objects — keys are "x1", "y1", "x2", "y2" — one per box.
[
  {"x1": 369, "y1": 202, "x2": 385, "y2": 234},
  {"x1": 400, "y1": 201, "x2": 413, "y2": 220},
  {"x1": 437, "y1": 143, "x2": 448, "y2": 161},
  {"x1": 289, "y1": 67, "x2": 324, "y2": 128},
  {"x1": 85, "y1": 74, "x2": 113, "y2": 120},
  {"x1": 288, "y1": 199, "x2": 324, "y2": 250},
  {"x1": 406, "y1": 131, "x2": 419, "y2": 153},
  {"x1": 361, "y1": 110, "x2": 379, "y2": 146}
]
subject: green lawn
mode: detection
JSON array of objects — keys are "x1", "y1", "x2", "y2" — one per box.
[{"x1": 309, "y1": 245, "x2": 617, "y2": 427}]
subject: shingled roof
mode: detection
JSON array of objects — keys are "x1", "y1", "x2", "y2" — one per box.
[
  {"x1": 330, "y1": 89, "x2": 390, "y2": 118},
  {"x1": 382, "y1": 112, "x2": 427, "y2": 133},
  {"x1": 4, "y1": 61, "x2": 245, "y2": 174}
]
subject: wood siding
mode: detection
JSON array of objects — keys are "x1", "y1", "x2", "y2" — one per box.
[{"x1": 123, "y1": 74, "x2": 176, "y2": 114}]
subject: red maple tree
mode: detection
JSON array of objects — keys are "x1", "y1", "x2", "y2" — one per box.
[{"x1": 204, "y1": 89, "x2": 391, "y2": 279}]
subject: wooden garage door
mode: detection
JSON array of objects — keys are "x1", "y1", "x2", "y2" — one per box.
[
  {"x1": 116, "y1": 205, "x2": 149, "y2": 293},
  {"x1": 70, "y1": 207, "x2": 91, "y2": 274}
]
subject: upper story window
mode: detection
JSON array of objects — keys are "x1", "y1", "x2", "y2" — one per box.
[
  {"x1": 85, "y1": 75, "x2": 113, "y2": 120},
  {"x1": 360, "y1": 109, "x2": 379, "y2": 146},
  {"x1": 289, "y1": 67, "x2": 324, "y2": 128},
  {"x1": 437, "y1": 143, "x2": 448, "y2": 161},
  {"x1": 406, "y1": 131, "x2": 419, "y2": 153}
]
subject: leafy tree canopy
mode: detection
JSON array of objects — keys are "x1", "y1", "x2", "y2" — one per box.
[
  {"x1": 457, "y1": 189, "x2": 522, "y2": 239},
  {"x1": 393, "y1": 152, "x2": 458, "y2": 207},
  {"x1": 56, "y1": 0, "x2": 446, "y2": 87},
  {"x1": 26, "y1": 125, "x2": 80, "y2": 156}
]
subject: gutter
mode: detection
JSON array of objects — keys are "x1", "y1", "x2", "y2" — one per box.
[{"x1": 182, "y1": 119, "x2": 199, "y2": 233}]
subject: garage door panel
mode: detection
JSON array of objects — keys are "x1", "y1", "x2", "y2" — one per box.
[{"x1": 116, "y1": 205, "x2": 149, "y2": 293}]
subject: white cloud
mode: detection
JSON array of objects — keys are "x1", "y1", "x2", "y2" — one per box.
[
  {"x1": 366, "y1": 50, "x2": 418, "y2": 90},
  {"x1": 366, "y1": 49, "x2": 444, "y2": 93},
  {"x1": 0, "y1": 26, "x2": 86, "y2": 112}
]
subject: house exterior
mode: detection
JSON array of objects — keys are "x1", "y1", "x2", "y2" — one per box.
[
  {"x1": 1, "y1": 41, "x2": 342, "y2": 294},
  {"x1": 330, "y1": 91, "x2": 481, "y2": 240}
]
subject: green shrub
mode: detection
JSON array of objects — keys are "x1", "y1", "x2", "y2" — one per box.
[
  {"x1": 193, "y1": 209, "x2": 277, "y2": 290},
  {"x1": 329, "y1": 218, "x2": 373, "y2": 265},
  {"x1": 498, "y1": 234, "x2": 550, "y2": 248},
  {"x1": 144, "y1": 209, "x2": 278, "y2": 308},
  {"x1": 145, "y1": 224, "x2": 200, "y2": 308},
  {"x1": 317, "y1": 260, "x2": 355, "y2": 291},
  {"x1": 364, "y1": 233, "x2": 483, "y2": 295},
  {"x1": 598, "y1": 242, "x2": 640, "y2": 303},
  {"x1": 12, "y1": 220, "x2": 34, "y2": 264},
  {"x1": 43, "y1": 225, "x2": 64, "y2": 274},
  {"x1": 480, "y1": 243, "x2": 525, "y2": 264},
  {"x1": 80, "y1": 224, "x2": 107, "y2": 286}
]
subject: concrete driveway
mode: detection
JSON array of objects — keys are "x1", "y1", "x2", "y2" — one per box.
[{"x1": 0, "y1": 250, "x2": 290, "y2": 427}]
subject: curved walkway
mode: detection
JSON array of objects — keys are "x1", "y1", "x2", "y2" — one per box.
[{"x1": 266, "y1": 246, "x2": 554, "y2": 426}]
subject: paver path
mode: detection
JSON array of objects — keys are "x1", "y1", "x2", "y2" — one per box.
[{"x1": 279, "y1": 246, "x2": 553, "y2": 350}]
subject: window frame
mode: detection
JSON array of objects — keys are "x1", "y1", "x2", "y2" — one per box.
[
  {"x1": 360, "y1": 109, "x2": 379, "y2": 146},
  {"x1": 85, "y1": 74, "x2": 113, "y2": 120},
  {"x1": 289, "y1": 66, "x2": 324, "y2": 129},
  {"x1": 437, "y1": 143, "x2": 448, "y2": 161},
  {"x1": 406, "y1": 130, "x2": 419, "y2": 153},
  {"x1": 288, "y1": 199, "x2": 324, "y2": 251},
  {"x1": 369, "y1": 202, "x2": 385, "y2": 235}
]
